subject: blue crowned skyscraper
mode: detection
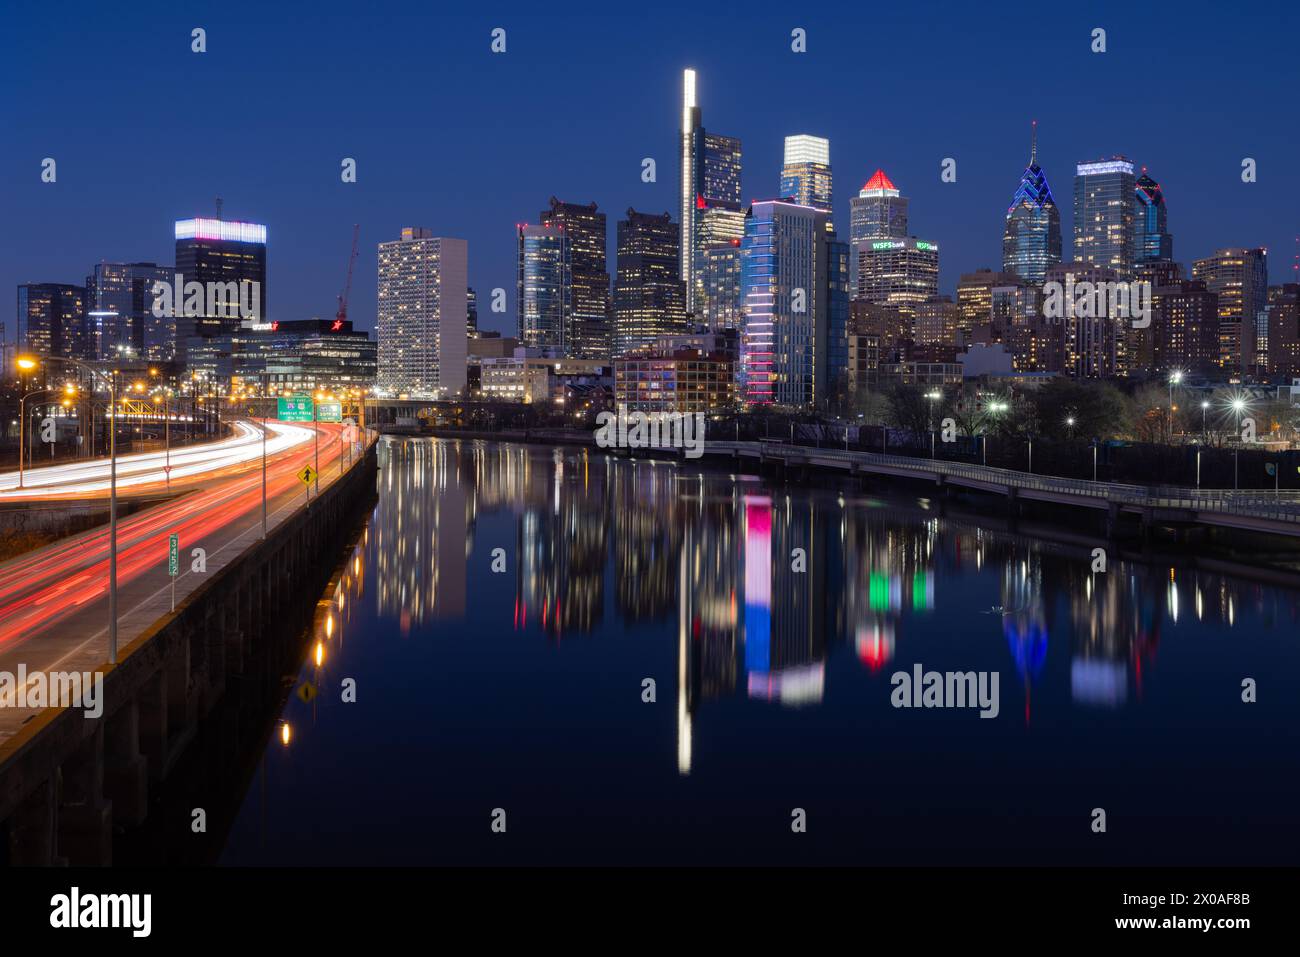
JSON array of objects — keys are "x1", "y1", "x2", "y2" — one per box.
[
  {"x1": 1133, "y1": 170, "x2": 1173, "y2": 264},
  {"x1": 1002, "y1": 122, "x2": 1062, "y2": 286}
]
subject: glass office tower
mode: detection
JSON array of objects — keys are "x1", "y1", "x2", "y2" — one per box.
[
  {"x1": 780, "y1": 135, "x2": 833, "y2": 229},
  {"x1": 1073, "y1": 157, "x2": 1137, "y2": 279},
  {"x1": 679, "y1": 68, "x2": 742, "y2": 319},
  {"x1": 1002, "y1": 124, "x2": 1062, "y2": 285},
  {"x1": 1133, "y1": 171, "x2": 1173, "y2": 264}
]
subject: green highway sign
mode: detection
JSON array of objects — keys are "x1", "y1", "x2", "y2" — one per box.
[
  {"x1": 277, "y1": 396, "x2": 315, "y2": 422},
  {"x1": 316, "y1": 401, "x2": 342, "y2": 423},
  {"x1": 168, "y1": 533, "x2": 179, "y2": 576}
]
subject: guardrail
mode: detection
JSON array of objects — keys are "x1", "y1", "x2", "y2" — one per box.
[{"x1": 706, "y1": 440, "x2": 1300, "y2": 525}]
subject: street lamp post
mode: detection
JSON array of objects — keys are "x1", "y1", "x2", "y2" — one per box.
[
  {"x1": 17, "y1": 387, "x2": 61, "y2": 489},
  {"x1": 1168, "y1": 370, "x2": 1183, "y2": 443},
  {"x1": 1231, "y1": 397, "x2": 1247, "y2": 491}
]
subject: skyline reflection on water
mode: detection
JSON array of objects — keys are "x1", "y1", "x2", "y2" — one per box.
[{"x1": 220, "y1": 438, "x2": 1299, "y2": 865}]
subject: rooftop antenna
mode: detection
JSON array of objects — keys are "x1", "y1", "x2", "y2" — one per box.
[
  {"x1": 1030, "y1": 120, "x2": 1037, "y2": 167},
  {"x1": 215, "y1": 196, "x2": 223, "y2": 220}
]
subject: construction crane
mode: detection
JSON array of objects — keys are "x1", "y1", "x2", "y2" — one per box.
[{"x1": 336, "y1": 224, "x2": 360, "y2": 325}]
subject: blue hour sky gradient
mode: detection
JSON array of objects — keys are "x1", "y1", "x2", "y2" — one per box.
[{"x1": 2, "y1": 0, "x2": 1297, "y2": 337}]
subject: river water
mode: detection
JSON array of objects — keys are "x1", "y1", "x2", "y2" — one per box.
[{"x1": 218, "y1": 437, "x2": 1299, "y2": 865}]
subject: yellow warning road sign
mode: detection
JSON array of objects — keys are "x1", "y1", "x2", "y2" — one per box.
[{"x1": 297, "y1": 465, "x2": 317, "y2": 486}]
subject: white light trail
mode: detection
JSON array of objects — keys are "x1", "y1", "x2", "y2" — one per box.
[{"x1": 0, "y1": 420, "x2": 315, "y2": 497}]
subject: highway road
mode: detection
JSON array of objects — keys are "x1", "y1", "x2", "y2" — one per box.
[
  {"x1": 0, "y1": 420, "x2": 362, "y2": 737},
  {"x1": 0, "y1": 419, "x2": 315, "y2": 497}
]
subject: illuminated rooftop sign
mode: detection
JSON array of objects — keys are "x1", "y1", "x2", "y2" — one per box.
[
  {"x1": 175, "y1": 219, "x2": 268, "y2": 244},
  {"x1": 1076, "y1": 160, "x2": 1134, "y2": 176}
]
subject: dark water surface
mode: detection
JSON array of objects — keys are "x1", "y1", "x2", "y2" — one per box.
[{"x1": 218, "y1": 438, "x2": 1299, "y2": 865}]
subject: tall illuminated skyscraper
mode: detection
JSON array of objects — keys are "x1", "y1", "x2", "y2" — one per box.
[
  {"x1": 1133, "y1": 170, "x2": 1173, "y2": 263},
  {"x1": 780, "y1": 135, "x2": 832, "y2": 228},
  {"x1": 517, "y1": 223, "x2": 567, "y2": 352},
  {"x1": 1002, "y1": 123, "x2": 1061, "y2": 285},
  {"x1": 1073, "y1": 157, "x2": 1137, "y2": 279},
  {"x1": 541, "y1": 197, "x2": 611, "y2": 360},
  {"x1": 849, "y1": 169, "x2": 908, "y2": 294},
  {"x1": 613, "y1": 209, "x2": 686, "y2": 355},
  {"x1": 856, "y1": 238, "x2": 940, "y2": 316},
  {"x1": 740, "y1": 199, "x2": 848, "y2": 409},
  {"x1": 174, "y1": 217, "x2": 267, "y2": 364},
  {"x1": 17, "y1": 283, "x2": 91, "y2": 360},
  {"x1": 679, "y1": 68, "x2": 742, "y2": 320},
  {"x1": 377, "y1": 227, "x2": 468, "y2": 398}
]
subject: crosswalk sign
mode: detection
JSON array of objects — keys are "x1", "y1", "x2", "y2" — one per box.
[{"x1": 297, "y1": 465, "x2": 317, "y2": 486}]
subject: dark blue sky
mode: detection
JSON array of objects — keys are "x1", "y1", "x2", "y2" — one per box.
[{"x1": 3, "y1": 0, "x2": 1297, "y2": 338}]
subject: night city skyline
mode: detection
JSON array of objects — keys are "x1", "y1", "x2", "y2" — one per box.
[
  {"x1": 2, "y1": 1, "x2": 1298, "y2": 936},
  {"x1": 4, "y1": 1, "x2": 1299, "y2": 339}
]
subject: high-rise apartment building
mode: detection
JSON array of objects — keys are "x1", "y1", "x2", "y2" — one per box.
[
  {"x1": 1073, "y1": 158, "x2": 1137, "y2": 279},
  {"x1": 1267, "y1": 284, "x2": 1300, "y2": 379},
  {"x1": 1151, "y1": 280, "x2": 1220, "y2": 375},
  {"x1": 913, "y1": 296, "x2": 960, "y2": 348},
  {"x1": 377, "y1": 227, "x2": 468, "y2": 398},
  {"x1": 956, "y1": 269, "x2": 1021, "y2": 342},
  {"x1": 679, "y1": 69, "x2": 742, "y2": 319},
  {"x1": 1192, "y1": 247, "x2": 1268, "y2": 375},
  {"x1": 740, "y1": 200, "x2": 848, "y2": 408},
  {"x1": 16, "y1": 283, "x2": 91, "y2": 361},
  {"x1": 1003, "y1": 124, "x2": 1061, "y2": 285},
  {"x1": 1045, "y1": 261, "x2": 1121, "y2": 378},
  {"x1": 613, "y1": 209, "x2": 686, "y2": 355}
]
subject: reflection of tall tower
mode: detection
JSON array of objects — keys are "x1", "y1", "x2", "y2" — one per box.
[
  {"x1": 1000, "y1": 547, "x2": 1048, "y2": 723},
  {"x1": 372, "y1": 440, "x2": 468, "y2": 631},
  {"x1": 742, "y1": 496, "x2": 772, "y2": 675},
  {"x1": 516, "y1": 448, "x2": 608, "y2": 635},
  {"x1": 612, "y1": 462, "x2": 682, "y2": 620},
  {"x1": 1055, "y1": 559, "x2": 1164, "y2": 709}
]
